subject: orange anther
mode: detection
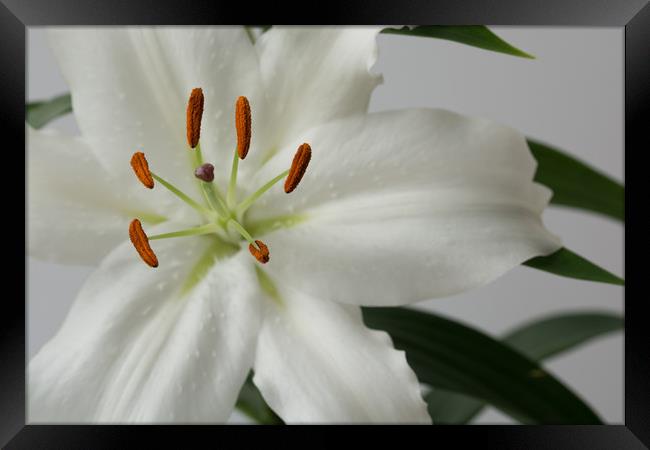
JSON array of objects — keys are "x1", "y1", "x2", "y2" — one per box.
[{"x1": 129, "y1": 219, "x2": 159, "y2": 267}]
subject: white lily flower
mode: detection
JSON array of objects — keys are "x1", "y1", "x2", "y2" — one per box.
[{"x1": 27, "y1": 26, "x2": 561, "y2": 424}]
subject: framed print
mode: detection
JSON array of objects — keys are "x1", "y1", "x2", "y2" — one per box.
[{"x1": 1, "y1": 0, "x2": 648, "y2": 448}]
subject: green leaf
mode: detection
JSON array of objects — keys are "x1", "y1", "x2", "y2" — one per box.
[
  {"x1": 504, "y1": 312, "x2": 623, "y2": 360},
  {"x1": 524, "y1": 247, "x2": 623, "y2": 286},
  {"x1": 26, "y1": 93, "x2": 72, "y2": 129},
  {"x1": 362, "y1": 307, "x2": 602, "y2": 424},
  {"x1": 235, "y1": 372, "x2": 283, "y2": 425},
  {"x1": 426, "y1": 389, "x2": 484, "y2": 424},
  {"x1": 381, "y1": 26, "x2": 534, "y2": 59},
  {"x1": 529, "y1": 139, "x2": 624, "y2": 221},
  {"x1": 427, "y1": 312, "x2": 622, "y2": 424}
]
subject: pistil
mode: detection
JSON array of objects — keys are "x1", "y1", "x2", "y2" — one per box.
[
  {"x1": 193, "y1": 143, "x2": 229, "y2": 218},
  {"x1": 128, "y1": 89, "x2": 312, "y2": 268}
]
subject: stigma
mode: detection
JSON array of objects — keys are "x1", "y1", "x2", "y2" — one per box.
[{"x1": 128, "y1": 89, "x2": 312, "y2": 267}]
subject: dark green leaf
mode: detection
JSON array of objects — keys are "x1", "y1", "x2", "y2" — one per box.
[
  {"x1": 529, "y1": 139, "x2": 624, "y2": 221},
  {"x1": 235, "y1": 372, "x2": 283, "y2": 425},
  {"x1": 427, "y1": 311, "x2": 622, "y2": 424},
  {"x1": 524, "y1": 247, "x2": 623, "y2": 286},
  {"x1": 362, "y1": 307, "x2": 601, "y2": 424},
  {"x1": 381, "y1": 26, "x2": 534, "y2": 59},
  {"x1": 505, "y1": 312, "x2": 623, "y2": 360},
  {"x1": 26, "y1": 93, "x2": 72, "y2": 129},
  {"x1": 426, "y1": 389, "x2": 484, "y2": 424}
]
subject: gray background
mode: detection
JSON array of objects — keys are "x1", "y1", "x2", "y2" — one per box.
[{"x1": 27, "y1": 27, "x2": 624, "y2": 424}]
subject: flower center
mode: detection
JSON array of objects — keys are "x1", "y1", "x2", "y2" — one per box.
[{"x1": 128, "y1": 89, "x2": 312, "y2": 268}]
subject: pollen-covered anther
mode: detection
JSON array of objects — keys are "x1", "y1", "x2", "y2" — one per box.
[
  {"x1": 186, "y1": 87, "x2": 204, "y2": 148},
  {"x1": 129, "y1": 219, "x2": 159, "y2": 268},
  {"x1": 284, "y1": 143, "x2": 312, "y2": 193},
  {"x1": 249, "y1": 240, "x2": 270, "y2": 264},
  {"x1": 130, "y1": 151, "x2": 154, "y2": 189},
  {"x1": 235, "y1": 96, "x2": 252, "y2": 159}
]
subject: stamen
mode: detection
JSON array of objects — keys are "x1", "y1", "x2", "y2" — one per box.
[
  {"x1": 150, "y1": 171, "x2": 214, "y2": 218},
  {"x1": 130, "y1": 152, "x2": 154, "y2": 189},
  {"x1": 235, "y1": 96, "x2": 252, "y2": 159},
  {"x1": 227, "y1": 218, "x2": 257, "y2": 245},
  {"x1": 227, "y1": 148, "x2": 240, "y2": 209},
  {"x1": 186, "y1": 88, "x2": 204, "y2": 149},
  {"x1": 227, "y1": 219, "x2": 270, "y2": 263},
  {"x1": 236, "y1": 169, "x2": 289, "y2": 216},
  {"x1": 284, "y1": 143, "x2": 312, "y2": 193},
  {"x1": 129, "y1": 219, "x2": 158, "y2": 267},
  {"x1": 249, "y1": 240, "x2": 270, "y2": 264},
  {"x1": 148, "y1": 223, "x2": 220, "y2": 240},
  {"x1": 194, "y1": 163, "x2": 215, "y2": 182}
]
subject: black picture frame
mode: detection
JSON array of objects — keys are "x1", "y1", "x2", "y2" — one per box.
[{"x1": 2, "y1": 0, "x2": 647, "y2": 448}]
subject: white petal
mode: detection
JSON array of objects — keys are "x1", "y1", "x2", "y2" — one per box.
[
  {"x1": 252, "y1": 283, "x2": 430, "y2": 423},
  {"x1": 255, "y1": 26, "x2": 382, "y2": 152},
  {"x1": 153, "y1": 28, "x2": 271, "y2": 182},
  {"x1": 47, "y1": 27, "x2": 267, "y2": 189},
  {"x1": 252, "y1": 109, "x2": 561, "y2": 306},
  {"x1": 29, "y1": 227, "x2": 262, "y2": 423},
  {"x1": 28, "y1": 127, "x2": 167, "y2": 265}
]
